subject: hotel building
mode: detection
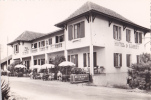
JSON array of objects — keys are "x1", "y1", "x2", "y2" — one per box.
[{"x1": 8, "y1": 2, "x2": 150, "y2": 86}]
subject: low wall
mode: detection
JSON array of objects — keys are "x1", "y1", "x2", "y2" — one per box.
[{"x1": 93, "y1": 72, "x2": 128, "y2": 87}]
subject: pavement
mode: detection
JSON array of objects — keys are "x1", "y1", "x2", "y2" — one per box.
[{"x1": 1, "y1": 76, "x2": 151, "y2": 100}]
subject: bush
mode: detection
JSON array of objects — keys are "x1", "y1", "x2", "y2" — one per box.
[
  {"x1": 127, "y1": 53, "x2": 151, "y2": 90},
  {"x1": 1, "y1": 80, "x2": 10, "y2": 100}
]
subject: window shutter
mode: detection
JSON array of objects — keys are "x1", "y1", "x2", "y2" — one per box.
[
  {"x1": 49, "y1": 38, "x2": 52, "y2": 45},
  {"x1": 80, "y1": 21, "x2": 85, "y2": 38},
  {"x1": 77, "y1": 24, "x2": 80, "y2": 38},
  {"x1": 119, "y1": 27, "x2": 121, "y2": 40},
  {"x1": 88, "y1": 53, "x2": 90, "y2": 67},
  {"x1": 75, "y1": 54, "x2": 78, "y2": 67},
  {"x1": 137, "y1": 55, "x2": 139, "y2": 64},
  {"x1": 127, "y1": 54, "x2": 130, "y2": 67},
  {"x1": 135, "y1": 32, "x2": 138, "y2": 43},
  {"x1": 126, "y1": 30, "x2": 128, "y2": 42},
  {"x1": 120, "y1": 54, "x2": 122, "y2": 66},
  {"x1": 139, "y1": 33, "x2": 142, "y2": 43},
  {"x1": 113, "y1": 25, "x2": 115, "y2": 39},
  {"x1": 68, "y1": 25, "x2": 73, "y2": 40},
  {"x1": 114, "y1": 53, "x2": 116, "y2": 67},
  {"x1": 93, "y1": 52, "x2": 97, "y2": 67},
  {"x1": 68, "y1": 55, "x2": 70, "y2": 61},
  {"x1": 56, "y1": 36, "x2": 58, "y2": 43},
  {"x1": 83, "y1": 53, "x2": 87, "y2": 67},
  {"x1": 129, "y1": 30, "x2": 131, "y2": 42}
]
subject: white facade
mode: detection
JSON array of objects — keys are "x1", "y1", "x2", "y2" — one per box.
[{"x1": 9, "y1": 2, "x2": 150, "y2": 86}]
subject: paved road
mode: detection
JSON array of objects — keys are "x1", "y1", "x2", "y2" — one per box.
[{"x1": 2, "y1": 76, "x2": 151, "y2": 100}]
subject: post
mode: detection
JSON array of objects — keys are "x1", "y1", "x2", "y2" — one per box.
[{"x1": 7, "y1": 36, "x2": 8, "y2": 70}]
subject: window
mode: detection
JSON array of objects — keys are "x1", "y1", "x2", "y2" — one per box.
[
  {"x1": 56, "y1": 35, "x2": 64, "y2": 43},
  {"x1": 114, "y1": 53, "x2": 122, "y2": 67},
  {"x1": 32, "y1": 43, "x2": 37, "y2": 49},
  {"x1": 71, "y1": 54, "x2": 78, "y2": 67},
  {"x1": 39, "y1": 42, "x2": 41, "y2": 48},
  {"x1": 49, "y1": 38, "x2": 52, "y2": 45},
  {"x1": 83, "y1": 52, "x2": 97, "y2": 67},
  {"x1": 113, "y1": 25, "x2": 121, "y2": 40},
  {"x1": 135, "y1": 32, "x2": 142, "y2": 43},
  {"x1": 41, "y1": 41, "x2": 45, "y2": 47},
  {"x1": 126, "y1": 54, "x2": 131, "y2": 67},
  {"x1": 46, "y1": 40, "x2": 48, "y2": 46},
  {"x1": 68, "y1": 21, "x2": 85, "y2": 40},
  {"x1": 41, "y1": 59, "x2": 45, "y2": 65},
  {"x1": 34, "y1": 60, "x2": 37, "y2": 65},
  {"x1": 137, "y1": 55, "x2": 140, "y2": 64},
  {"x1": 126, "y1": 29, "x2": 131, "y2": 42},
  {"x1": 38, "y1": 59, "x2": 41, "y2": 65},
  {"x1": 14, "y1": 44, "x2": 19, "y2": 53},
  {"x1": 68, "y1": 55, "x2": 70, "y2": 61}
]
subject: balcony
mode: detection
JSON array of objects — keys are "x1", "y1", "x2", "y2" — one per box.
[
  {"x1": 31, "y1": 48, "x2": 38, "y2": 53},
  {"x1": 22, "y1": 42, "x2": 65, "y2": 56}
]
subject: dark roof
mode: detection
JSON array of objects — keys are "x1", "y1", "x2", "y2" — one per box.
[
  {"x1": 8, "y1": 31, "x2": 45, "y2": 45},
  {"x1": 55, "y1": 1, "x2": 150, "y2": 32},
  {"x1": 0, "y1": 55, "x2": 12, "y2": 64}
]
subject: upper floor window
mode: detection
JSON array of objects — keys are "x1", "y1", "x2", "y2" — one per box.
[
  {"x1": 56, "y1": 35, "x2": 64, "y2": 43},
  {"x1": 31, "y1": 43, "x2": 37, "y2": 49},
  {"x1": 114, "y1": 53, "x2": 122, "y2": 67},
  {"x1": 41, "y1": 41, "x2": 45, "y2": 47},
  {"x1": 126, "y1": 29, "x2": 131, "y2": 42},
  {"x1": 135, "y1": 32, "x2": 142, "y2": 43},
  {"x1": 113, "y1": 25, "x2": 121, "y2": 41},
  {"x1": 14, "y1": 44, "x2": 19, "y2": 53},
  {"x1": 68, "y1": 21, "x2": 85, "y2": 40},
  {"x1": 49, "y1": 38, "x2": 52, "y2": 45}
]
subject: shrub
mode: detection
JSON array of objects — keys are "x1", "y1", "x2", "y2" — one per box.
[{"x1": 1, "y1": 80, "x2": 10, "y2": 100}]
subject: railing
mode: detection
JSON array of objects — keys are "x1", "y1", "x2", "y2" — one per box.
[
  {"x1": 31, "y1": 48, "x2": 38, "y2": 53},
  {"x1": 50, "y1": 42, "x2": 63, "y2": 49},
  {"x1": 39, "y1": 46, "x2": 45, "y2": 51}
]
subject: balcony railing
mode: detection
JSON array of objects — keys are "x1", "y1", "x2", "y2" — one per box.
[
  {"x1": 22, "y1": 42, "x2": 64, "y2": 55},
  {"x1": 31, "y1": 48, "x2": 38, "y2": 53}
]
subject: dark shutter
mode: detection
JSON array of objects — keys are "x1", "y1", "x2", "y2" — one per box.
[
  {"x1": 113, "y1": 25, "x2": 115, "y2": 39},
  {"x1": 83, "y1": 53, "x2": 87, "y2": 67},
  {"x1": 114, "y1": 53, "x2": 116, "y2": 67},
  {"x1": 120, "y1": 54, "x2": 122, "y2": 66},
  {"x1": 17, "y1": 45, "x2": 19, "y2": 53},
  {"x1": 88, "y1": 53, "x2": 90, "y2": 67},
  {"x1": 68, "y1": 55, "x2": 70, "y2": 61},
  {"x1": 80, "y1": 21, "x2": 85, "y2": 38},
  {"x1": 126, "y1": 30, "x2": 128, "y2": 42},
  {"x1": 68, "y1": 25, "x2": 73, "y2": 40},
  {"x1": 135, "y1": 32, "x2": 138, "y2": 43},
  {"x1": 75, "y1": 54, "x2": 78, "y2": 67},
  {"x1": 39, "y1": 42, "x2": 41, "y2": 47},
  {"x1": 77, "y1": 24, "x2": 80, "y2": 38},
  {"x1": 49, "y1": 38, "x2": 52, "y2": 45},
  {"x1": 93, "y1": 52, "x2": 97, "y2": 67},
  {"x1": 127, "y1": 54, "x2": 130, "y2": 67},
  {"x1": 137, "y1": 55, "x2": 139, "y2": 64},
  {"x1": 119, "y1": 27, "x2": 121, "y2": 40},
  {"x1": 139, "y1": 33, "x2": 142, "y2": 43},
  {"x1": 56, "y1": 36, "x2": 58, "y2": 43}
]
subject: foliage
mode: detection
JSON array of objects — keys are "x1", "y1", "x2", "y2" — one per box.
[
  {"x1": 49, "y1": 55, "x2": 66, "y2": 79},
  {"x1": 1, "y1": 80, "x2": 10, "y2": 100},
  {"x1": 8, "y1": 60, "x2": 22, "y2": 73},
  {"x1": 71, "y1": 67, "x2": 86, "y2": 74},
  {"x1": 127, "y1": 53, "x2": 151, "y2": 90}
]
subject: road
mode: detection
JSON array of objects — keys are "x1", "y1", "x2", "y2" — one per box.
[{"x1": 2, "y1": 76, "x2": 151, "y2": 100}]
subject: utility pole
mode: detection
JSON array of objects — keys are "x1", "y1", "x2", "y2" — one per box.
[{"x1": 7, "y1": 36, "x2": 8, "y2": 70}]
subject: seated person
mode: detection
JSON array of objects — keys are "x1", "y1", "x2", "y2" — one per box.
[{"x1": 57, "y1": 71, "x2": 62, "y2": 80}]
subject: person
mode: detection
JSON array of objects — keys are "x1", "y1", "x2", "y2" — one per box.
[{"x1": 57, "y1": 71, "x2": 62, "y2": 81}]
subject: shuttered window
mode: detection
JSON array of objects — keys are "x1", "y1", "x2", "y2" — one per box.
[
  {"x1": 135, "y1": 32, "x2": 142, "y2": 43},
  {"x1": 113, "y1": 25, "x2": 121, "y2": 40},
  {"x1": 68, "y1": 55, "x2": 70, "y2": 61},
  {"x1": 126, "y1": 29, "x2": 131, "y2": 42},
  {"x1": 114, "y1": 53, "x2": 122, "y2": 67},
  {"x1": 83, "y1": 53, "x2": 87, "y2": 67},
  {"x1": 126, "y1": 54, "x2": 131, "y2": 67},
  {"x1": 49, "y1": 38, "x2": 52, "y2": 45},
  {"x1": 68, "y1": 21, "x2": 85, "y2": 40},
  {"x1": 14, "y1": 44, "x2": 19, "y2": 53}
]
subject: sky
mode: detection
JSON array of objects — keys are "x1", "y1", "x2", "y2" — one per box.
[{"x1": 0, "y1": 0, "x2": 150, "y2": 59}]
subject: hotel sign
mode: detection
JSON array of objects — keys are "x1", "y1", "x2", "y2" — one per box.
[{"x1": 114, "y1": 41, "x2": 139, "y2": 49}]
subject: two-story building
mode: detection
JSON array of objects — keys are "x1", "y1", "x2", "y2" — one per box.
[{"x1": 8, "y1": 2, "x2": 150, "y2": 86}]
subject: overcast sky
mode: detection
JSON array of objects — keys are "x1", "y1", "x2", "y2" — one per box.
[{"x1": 0, "y1": 0, "x2": 150, "y2": 59}]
